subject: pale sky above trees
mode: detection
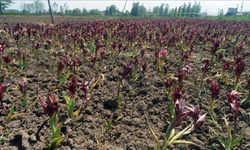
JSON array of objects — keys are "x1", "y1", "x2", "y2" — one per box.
[{"x1": 9, "y1": 1, "x2": 250, "y2": 16}]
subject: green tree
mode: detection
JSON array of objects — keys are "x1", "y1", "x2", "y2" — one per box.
[
  {"x1": 0, "y1": 0, "x2": 13, "y2": 14},
  {"x1": 72, "y1": 8, "x2": 81, "y2": 16},
  {"x1": 164, "y1": 4, "x2": 169, "y2": 16},
  {"x1": 153, "y1": 6, "x2": 159, "y2": 16},
  {"x1": 109, "y1": 4, "x2": 117, "y2": 16},
  {"x1": 170, "y1": 8, "x2": 174, "y2": 17},
  {"x1": 186, "y1": 2, "x2": 191, "y2": 17},
  {"x1": 138, "y1": 4, "x2": 146, "y2": 17},
  {"x1": 89, "y1": 9, "x2": 99, "y2": 15},
  {"x1": 220, "y1": 9, "x2": 224, "y2": 16},
  {"x1": 123, "y1": 10, "x2": 130, "y2": 16},
  {"x1": 174, "y1": 7, "x2": 177, "y2": 17},
  {"x1": 131, "y1": 2, "x2": 140, "y2": 16},
  {"x1": 105, "y1": 6, "x2": 109, "y2": 15},
  {"x1": 82, "y1": 8, "x2": 89, "y2": 16},
  {"x1": 181, "y1": 2, "x2": 186, "y2": 17},
  {"x1": 159, "y1": 3, "x2": 164, "y2": 17},
  {"x1": 177, "y1": 6, "x2": 182, "y2": 17}
]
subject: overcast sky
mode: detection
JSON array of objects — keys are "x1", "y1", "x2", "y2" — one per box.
[{"x1": 9, "y1": 1, "x2": 250, "y2": 16}]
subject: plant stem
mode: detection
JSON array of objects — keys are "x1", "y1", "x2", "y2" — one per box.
[
  {"x1": 169, "y1": 95, "x2": 174, "y2": 119},
  {"x1": 209, "y1": 95, "x2": 214, "y2": 114},
  {"x1": 221, "y1": 71, "x2": 225, "y2": 82},
  {"x1": 240, "y1": 94, "x2": 250, "y2": 105},
  {"x1": 210, "y1": 55, "x2": 214, "y2": 66},
  {"x1": 163, "y1": 117, "x2": 175, "y2": 149},
  {"x1": 117, "y1": 79, "x2": 121, "y2": 107},
  {"x1": 234, "y1": 76, "x2": 238, "y2": 90},
  {"x1": 198, "y1": 72, "x2": 205, "y2": 96}
]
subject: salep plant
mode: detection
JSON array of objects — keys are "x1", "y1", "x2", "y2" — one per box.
[
  {"x1": 18, "y1": 78, "x2": 28, "y2": 107},
  {"x1": 209, "y1": 91, "x2": 249, "y2": 150},
  {"x1": 0, "y1": 82, "x2": 10, "y2": 114},
  {"x1": 63, "y1": 75, "x2": 81, "y2": 118},
  {"x1": 148, "y1": 93, "x2": 207, "y2": 149}
]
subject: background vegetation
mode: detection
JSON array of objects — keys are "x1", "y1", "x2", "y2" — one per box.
[{"x1": 0, "y1": 0, "x2": 249, "y2": 21}]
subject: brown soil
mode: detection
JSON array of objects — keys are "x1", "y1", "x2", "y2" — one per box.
[{"x1": 0, "y1": 16, "x2": 250, "y2": 150}]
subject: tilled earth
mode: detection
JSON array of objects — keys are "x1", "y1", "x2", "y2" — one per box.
[{"x1": 0, "y1": 16, "x2": 249, "y2": 150}]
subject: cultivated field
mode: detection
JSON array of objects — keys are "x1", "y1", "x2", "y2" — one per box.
[{"x1": 0, "y1": 16, "x2": 250, "y2": 150}]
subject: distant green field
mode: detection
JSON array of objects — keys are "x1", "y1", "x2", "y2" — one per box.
[
  {"x1": 1, "y1": 13, "x2": 250, "y2": 21},
  {"x1": 204, "y1": 15, "x2": 250, "y2": 21}
]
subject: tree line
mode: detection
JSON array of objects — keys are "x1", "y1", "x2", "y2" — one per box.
[{"x1": 1, "y1": 0, "x2": 201, "y2": 17}]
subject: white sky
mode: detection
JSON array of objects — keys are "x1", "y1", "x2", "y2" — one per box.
[{"x1": 9, "y1": 1, "x2": 250, "y2": 16}]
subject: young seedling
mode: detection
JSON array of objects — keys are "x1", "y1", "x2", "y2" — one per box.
[
  {"x1": 57, "y1": 60, "x2": 64, "y2": 83},
  {"x1": 102, "y1": 115, "x2": 112, "y2": 137},
  {"x1": 199, "y1": 58, "x2": 210, "y2": 96},
  {"x1": 46, "y1": 112, "x2": 69, "y2": 150},
  {"x1": 16, "y1": 50, "x2": 26, "y2": 69},
  {"x1": 66, "y1": 75, "x2": 78, "y2": 99},
  {"x1": 210, "y1": 91, "x2": 249, "y2": 150},
  {"x1": 62, "y1": 94, "x2": 81, "y2": 118},
  {"x1": 39, "y1": 93, "x2": 58, "y2": 117},
  {"x1": 148, "y1": 93, "x2": 206, "y2": 149},
  {"x1": 207, "y1": 79, "x2": 221, "y2": 129},
  {"x1": 141, "y1": 59, "x2": 147, "y2": 75},
  {"x1": 2, "y1": 55, "x2": 12, "y2": 73},
  {"x1": 6, "y1": 104, "x2": 24, "y2": 124},
  {"x1": 0, "y1": 82, "x2": 10, "y2": 115},
  {"x1": 234, "y1": 60, "x2": 245, "y2": 90},
  {"x1": 99, "y1": 50, "x2": 106, "y2": 73},
  {"x1": 95, "y1": 128, "x2": 111, "y2": 150},
  {"x1": 33, "y1": 42, "x2": 41, "y2": 61},
  {"x1": 18, "y1": 78, "x2": 28, "y2": 107},
  {"x1": 78, "y1": 77, "x2": 95, "y2": 101},
  {"x1": 240, "y1": 75, "x2": 250, "y2": 105},
  {"x1": 221, "y1": 61, "x2": 230, "y2": 84},
  {"x1": 0, "y1": 137, "x2": 6, "y2": 143},
  {"x1": 210, "y1": 38, "x2": 222, "y2": 66},
  {"x1": 117, "y1": 63, "x2": 133, "y2": 108}
]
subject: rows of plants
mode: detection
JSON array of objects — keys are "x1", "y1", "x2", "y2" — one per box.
[{"x1": 0, "y1": 18, "x2": 250, "y2": 149}]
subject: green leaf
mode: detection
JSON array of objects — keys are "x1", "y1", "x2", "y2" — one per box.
[
  {"x1": 215, "y1": 49, "x2": 222, "y2": 55},
  {"x1": 170, "y1": 140, "x2": 201, "y2": 147},
  {"x1": 49, "y1": 113, "x2": 57, "y2": 139},
  {"x1": 209, "y1": 126, "x2": 230, "y2": 150},
  {"x1": 63, "y1": 94, "x2": 71, "y2": 106},
  {"x1": 122, "y1": 52, "x2": 132, "y2": 57},
  {"x1": 89, "y1": 78, "x2": 100, "y2": 93},
  {"x1": 169, "y1": 128, "x2": 175, "y2": 140},
  {"x1": 9, "y1": 113, "x2": 25, "y2": 123},
  {"x1": 72, "y1": 107, "x2": 81, "y2": 118},
  {"x1": 231, "y1": 128, "x2": 249, "y2": 148},
  {"x1": 60, "y1": 73, "x2": 72, "y2": 83},
  {"x1": 223, "y1": 118, "x2": 232, "y2": 145},
  {"x1": 102, "y1": 121, "x2": 109, "y2": 129},
  {"x1": 111, "y1": 50, "x2": 118, "y2": 60},
  {"x1": 117, "y1": 96, "x2": 121, "y2": 107},
  {"x1": 169, "y1": 124, "x2": 192, "y2": 143},
  {"x1": 7, "y1": 104, "x2": 15, "y2": 123},
  {"x1": 54, "y1": 122, "x2": 63, "y2": 139},
  {"x1": 0, "y1": 137, "x2": 6, "y2": 143},
  {"x1": 69, "y1": 97, "x2": 75, "y2": 118},
  {"x1": 115, "y1": 115, "x2": 123, "y2": 122},
  {"x1": 240, "y1": 96, "x2": 250, "y2": 106},
  {"x1": 49, "y1": 136, "x2": 66, "y2": 150}
]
